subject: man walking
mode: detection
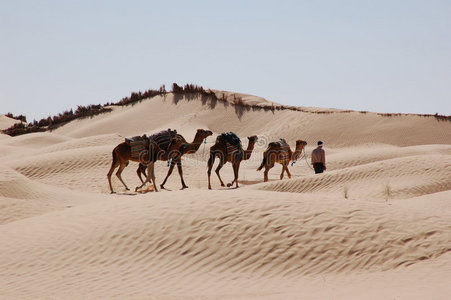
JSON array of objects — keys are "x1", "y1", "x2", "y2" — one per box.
[{"x1": 311, "y1": 141, "x2": 326, "y2": 174}]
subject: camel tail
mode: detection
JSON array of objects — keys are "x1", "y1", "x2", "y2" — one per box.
[
  {"x1": 111, "y1": 149, "x2": 118, "y2": 167},
  {"x1": 257, "y1": 156, "x2": 266, "y2": 171},
  {"x1": 208, "y1": 150, "x2": 216, "y2": 168}
]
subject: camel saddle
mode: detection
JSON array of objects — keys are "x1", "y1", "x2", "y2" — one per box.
[
  {"x1": 125, "y1": 135, "x2": 149, "y2": 160},
  {"x1": 277, "y1": 139, "x2": 291, "y2": 164},
  {"x1": 220, "y1": 132, "x2": 241, "y2": 146},
  {"x1": 149, "y1": 128, "x2": 179, "y2": 152},
  {"x1": 220, "y1": 132, "x2": 242, "y2": 160}
]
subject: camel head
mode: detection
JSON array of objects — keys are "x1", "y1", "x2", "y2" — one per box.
[
  {"x1": 243, "y1": 135, "x2": 259, "y2": 160},
  {"x1": 196, "y1": 129, "x2": 213, "y2": 140},
  {"x1": 294, "y1": 140, "x2": 307, "y2": 160},
  {"x1": 247, "y1": 135, "x2": 258, "y2": 146},
  {"x1": 295, "y1": 140, "x2": 308, "y2": 151}
]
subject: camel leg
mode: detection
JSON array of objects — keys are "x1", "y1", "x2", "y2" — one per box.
[
  {"x1": 228, "y1": 161, "x2": 240, "y2": 188},
  {"x1": 107, "y1": 160, "x2": 119, "y2": 194},
  {"x1": 235, "y1": 162, "x2": 241, "y2": 188},
  {"x1": 148, "y1": 162, "x2": 158, "y2": 192},
  {"x1": 176, "y1": 161, "x2": 188, "y2": 189},
  {"x1": 137, "y1": 164, "x2": 146, "y2": 183},
  {"x1": 207, "y1": 152, "x2": 215, "y2": 190},
  {"x1": 116, "y1": 163, "x2": 129, "y2": 191},
  {"x1": 263, "y1": 159, "x2": 275, "y2": 182},
  {"x1": 280, "y1": 163, "x2": 285, "y2": 180},
  {"x1": 160, "y1": 160, "x2": 176, "y2": 189},
  {"x1": 135, "y1": 162, "x2": 156, "y2": 192},
  {"x1": 215, "y1": 158, "x2": 226, "y2": 187},
  {"x1": 135, "y1": 175, "x2": 148, "y2": 191},
  {"x1": 263, "y1": 165, "x2": 270, "y2": 182},
  {"x1": 285, "y1": 164, "x2": 292, "y2": 179}
]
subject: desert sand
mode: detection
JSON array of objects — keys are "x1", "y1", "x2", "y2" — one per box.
[{"x1": 1, "y1": 92, "x2": 450, "y2": 299}]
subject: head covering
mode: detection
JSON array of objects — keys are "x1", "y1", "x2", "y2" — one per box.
[{"x1": 317, "y1": 141, "x2": 323, "y2": 146}]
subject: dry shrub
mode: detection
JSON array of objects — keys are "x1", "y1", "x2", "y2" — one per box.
[{"x1": 5, "y1": 113, "x2": 27, "y2": 123}]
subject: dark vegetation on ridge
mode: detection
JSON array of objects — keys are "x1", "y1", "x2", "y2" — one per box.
[
  {"x1": 2, "y1": 83, "x2": 450, "y2": 136},
  {"x1": 4, "y1": 113, "x2": 27, "y2": 123}
]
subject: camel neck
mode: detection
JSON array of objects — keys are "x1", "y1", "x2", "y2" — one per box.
[
  {"x1": 243, "y1": 141, "x2": 256, "y2": 160},
  {"x1": 186, "y1": 134, "x2": 205, "y2": 152},
  {"x1": 292, "y1": 147, "x2": 304, "y2": 160}
]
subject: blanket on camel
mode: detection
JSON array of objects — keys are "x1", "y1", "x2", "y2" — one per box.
[
  {"x1": 149, "y1": 128, "x2": 179, "y2": 152},
  {"x1": 125, "y1": 135, "x2": 148, "y2": 160},
  {"x1": 277, "y1": 138, "x2": 291, "y2": 164},
  {"x1": 220, "y1": 132, "x2": 242, "y2": 160}
]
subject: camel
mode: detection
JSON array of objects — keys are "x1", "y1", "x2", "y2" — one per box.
[
  {"x1": 207, "y1": 134, "x2": 258, "y2": 189},
  {"x1": 107, "y1": 135, "x2": 166, "y2": 193},
  {"x1": 257, "y1": 139, "x2": 307, "y2": 182},
  {"x1": 137, "y1": 129, "x2": 213, "y2": 189}
]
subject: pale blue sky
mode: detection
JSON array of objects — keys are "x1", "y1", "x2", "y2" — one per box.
[{"x1": 1, "y1": 0, "x2": 450, "y2": 121}]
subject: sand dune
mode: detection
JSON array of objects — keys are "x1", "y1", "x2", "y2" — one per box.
[
  {"x1": 53, "y1": 94, "x2": 451, "y2": 147},
  {"x1": 253, "y1": 152, "x2": 451, "y2": 201},
  {"x1": 1, "y1": 190, "x2": 450, "y2": 298},
  {"x1": 0, "y1": 165, "x2": 104, "y2": 225},
  {"x1": 1, "y1": 92, "x2": 450, "y2": 299}
]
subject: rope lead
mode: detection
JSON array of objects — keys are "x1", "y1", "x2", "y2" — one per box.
[
  {"x1": 202, "y1": 138, "x2": 207, "y2": 158},
  {"x1": 291, "y1": 148, "x2": 314, "y2": 170}
]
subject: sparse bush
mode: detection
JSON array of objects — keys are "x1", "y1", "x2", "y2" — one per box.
[
  {"x1": 2, "y1": 105, "x2": 112, "y2": 136},
  {"x1": 172, "y1": 83, "x2": 184, "y2": 94},
  {"x1": 433, "y1": 113, "x2": 451, "y2": 122},
  {"x1": 384, "y1": 183, "x2": 392, "y2": 201},
  {"x1": 2, "y1": 122, "x2": 45, "y2": 136},
  {"x1": 5, "y1": 112, "x2": 27, "y2": 123},
  {"x1": 113, "y1": 88, "x2": 165, "y2": 106}
]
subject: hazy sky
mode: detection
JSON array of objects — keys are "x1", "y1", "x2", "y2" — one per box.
[{"x1": 1, "y1": 0, "x2": 450, "y2": 121}]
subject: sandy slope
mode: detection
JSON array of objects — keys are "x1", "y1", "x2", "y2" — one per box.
[
  {"x1": 0, "y1": 115, "x2": 21, "y2": 131},
  {"x1": 1, "y1": 190, "x2": 451, "y2": 299},
  {"x1": 1, "y1": 93, "x2": 451, "y2": 299}
]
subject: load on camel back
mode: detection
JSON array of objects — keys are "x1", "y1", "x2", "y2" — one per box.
[
  {"x1": 220, "y1": 132, "x2": 243, "y2": 160},
  {"x1": 125, "y1": 135, "x2": 150, "y2": 162},
  {"x1": 149, "y1": 128, "x2": 180, "y2": 153},
  {"x1": 275, "y1": 138, "x2": 291, "y2": 164},
  {"x1": 125, "y1": 129, "x2": 179, "y2": 161}
]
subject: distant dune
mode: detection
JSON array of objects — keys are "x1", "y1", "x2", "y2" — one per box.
[
  {"x1": 1, "y1": 92, "x2": 450, "y2": 299},
  {"x1": 0, "y1": 115, "x2": 21, "y2": 131}
]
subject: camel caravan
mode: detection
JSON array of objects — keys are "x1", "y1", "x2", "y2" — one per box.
[{"x1": 107, "y1": 129, "x2": 307, "y2": 193}]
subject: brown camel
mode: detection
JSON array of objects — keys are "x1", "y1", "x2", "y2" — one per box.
[
  {"x1": 107, "y1": 135, "x2": 168, "y2": 193},
  {"x1": 257, "y1": 139, "x2": 307, "y2": 182},
  {"x1": 137, "y1": 129, "x2": 213, "y2": 189},
  {"x1": 207, "y1": 134, "x2": 258, "y2": 189}
]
